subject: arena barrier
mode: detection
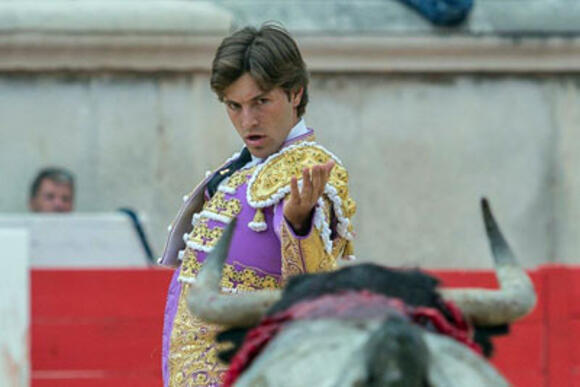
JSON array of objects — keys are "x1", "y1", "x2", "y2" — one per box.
[{"x1": 31, "y1": 265, "x2": 579, "y2": 387}]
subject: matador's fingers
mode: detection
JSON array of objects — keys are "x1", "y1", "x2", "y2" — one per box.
[
  {"x1": 301, "y1": 167, "x2": 313, "y2": 201},
  {"x1": 289, "y1": 176, "x2": 300, "y2": 204},
  {"x1": 312, "y1": 165, "x2": 323, "y2": 199},
  {"x1": 316, "y1": 161, "x2": 334, "y2": 198},
  {"x1": 324, "y1": 161, "x2": 335, "y2": 182}
]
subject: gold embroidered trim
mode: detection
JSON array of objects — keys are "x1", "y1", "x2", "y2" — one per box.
[
  {"x1": 180, "y1": 248, "x2": 203, "y2": 279},
  {"x1": 180, "y1": 247, "x2": 281, "y2": 290},
  {"x1": 247, "y1": 143, "x2": 353, "y2": 218},
  {"x1": 280, "y1": 219, "x2": 338, "y2": 283},
  {"x1": 187, "y1": 218, "x2": 225, "y2": 250},
  {"x1": 221, "y1": 262, "x2": 281, "y2": 291},
  {"x1": 224, "y1": 166, "x2": 257, "y2": 190},
  {"x1": 168, "y1": 282, "x2": 227, "y2": 386},
  {"x1": 280, "y1": 222, "x2": 306, "y2": 281},
  {"x1": 185, "y1": 192, "x2": 242, "y2": 252},
  {"x1": 203, "y1": 191, "x2": 241, "y2": 220}
]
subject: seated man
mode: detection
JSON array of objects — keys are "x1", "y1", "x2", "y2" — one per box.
[{"x1": 29, "y1": 167, "x2": 75, "y2": 213}]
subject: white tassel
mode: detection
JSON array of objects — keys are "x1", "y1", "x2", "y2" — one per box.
[
  {"x1": 248, "y1": 221, "x2": 268, "y2": 232},
  {"x1": 313, "y1": 200, "x2": 333, "y2": 254},
  {"x1": 248, "y1": 208, "x2": 267, "y2": 232}
]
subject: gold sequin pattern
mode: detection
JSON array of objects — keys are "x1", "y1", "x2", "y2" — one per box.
[
  {"x1": 170, "y1": 258, "x2": 282, "y2": 385},
  {"x1": 187, "y1": 218, "x2": 225, "y2": 250},
  {"x1": 168, "y1": 283, "x2": 227, "y2": 386},
  {"x1": 224, "y1": 166, "x2": 257, "y2": 191},
  {"x1": 203, "y1": 192, "x2": 241, "y2": 220},
  {"x1": 248, "y1": 145, "x2": 352, "y2": 218},
  {"x1": 280, "y1": 222, "x2": 306, "y2": 281},
  {"x1": 180, "y1": 248, "x2": 203, "y2": 279},
  {"x1": 180, "y1": 248, "x2": 281, "y2": 291},
  {"x1": 280, "y1": 219, "x2": 338, "y2": 283}
]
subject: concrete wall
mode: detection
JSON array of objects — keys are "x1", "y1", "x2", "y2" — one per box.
[
  {"x1": 2, "y1": 73, "x2": 580, "y2": 268},
  {"x1": 1, "y1": 0, "x2": 579, "y2": 269}
]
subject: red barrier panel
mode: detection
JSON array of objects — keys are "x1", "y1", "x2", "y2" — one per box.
[
  {"x1": 437, "y1": 270, "x2": 547, "y2": 387},
  {"x1": 31, "y1": 268, "x2": 173, "y2": 387},
  {"x1": 543, "y1": 266, "x2": 580, "y2": 387},
  {"x1": 30, "y1": 266, "x2": 580, "y2": 387}
]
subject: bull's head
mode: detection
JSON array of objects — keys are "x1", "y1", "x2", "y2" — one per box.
[{"x1": 186, "y1": 199, "x2": 537, "y2": 386}]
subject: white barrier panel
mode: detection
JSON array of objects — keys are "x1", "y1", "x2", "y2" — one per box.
[
  {"x1": 0, "y1": 229, "x2": 29, "y2": 387},
  {"x1": 0, "y1": 213, "x2": 151, "y2": 268}
]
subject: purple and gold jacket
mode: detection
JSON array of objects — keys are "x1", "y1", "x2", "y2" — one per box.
[{"x1": 159, "y1": 130, "x2": 356, "y2": 386}]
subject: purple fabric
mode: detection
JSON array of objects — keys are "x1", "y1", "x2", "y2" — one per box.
[
  {"x1": 201, "y1": 179, "x2": 283, "y2": 276},
  {"x1": 162, "y1": 267, "x2": 183, "y2": 386}
]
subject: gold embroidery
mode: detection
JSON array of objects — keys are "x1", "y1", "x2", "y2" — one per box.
[
  {"x1": 251, "y1": 208, "x2": 265, "y2": 224},
  {"x1": 224, "y1": 166, "x2": 257, "y2": 190},
  {"x1": 188, "y1": 218, "x2": 225, "y2": 250},
  {"x1": 280, "y1": 213, "x2": 339, "y2": 283},
  {"x1": 280, "y1": 221, "x2": 306, "y2": 281},
  {"x1": 180, "y1": 249, "x2": 202, "y2": 279},
  {"x1": 248, "y1": 144, "x2": 352, "y2": 219},
  {"x1": 203, "y1": 192, "x2": 241, "y2": 220},
  {"x1": 180, "y1": 249, "x2": 281, "y2": 291},
  {"x1": 343, "y1": 196, "x2": 357, "y2": 219},
  {"x1": 170, "y1": 258, "x2": 282, "y2": 385},
  {"x1": 168, "y1": 283, "x2": 227, "y2": 386}
]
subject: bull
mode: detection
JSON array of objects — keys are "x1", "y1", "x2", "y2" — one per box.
[{"x1": 186, "y1": 199, "x2": 536, "y2": 386}]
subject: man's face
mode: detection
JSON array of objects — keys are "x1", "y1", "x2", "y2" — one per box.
[
  {"x1": 29, "y1": 178, "x2": 74, "y2": 213},
  {"x1": 223, "y1": 73, "x2": 303, "y2": 159}
]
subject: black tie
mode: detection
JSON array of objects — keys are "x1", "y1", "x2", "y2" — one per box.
[{"x1": 206, "y1": 147, "x2": 252, "y2": 198}]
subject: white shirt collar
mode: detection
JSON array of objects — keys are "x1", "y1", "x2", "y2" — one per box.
[{"x1": 286, "y1": 118, "x2": 309, "y2": 142}]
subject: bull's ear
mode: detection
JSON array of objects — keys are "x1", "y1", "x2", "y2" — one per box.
[{"x1": 438, "y1": 198, "x2": 537, "y2": 326}]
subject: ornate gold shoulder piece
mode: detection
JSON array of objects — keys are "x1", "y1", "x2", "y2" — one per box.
[
  {"x1": 247, "y1": 142, "x2": 355, "y2": 230},
  {"x1": 247, "y1": 142, "x2": 344, "y2": 204}
]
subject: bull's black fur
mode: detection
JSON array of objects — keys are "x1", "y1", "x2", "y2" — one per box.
[
  {"x1": 267, "y1": 263, "x2": 449, "y2": 318},
  {"x1": 217, "y1": 263, "x2": 506, "y2": 363}
]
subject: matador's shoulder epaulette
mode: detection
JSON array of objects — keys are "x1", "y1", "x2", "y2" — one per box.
[{"x1": 246, "y1": 142, "x2": 356, "y2": 240}]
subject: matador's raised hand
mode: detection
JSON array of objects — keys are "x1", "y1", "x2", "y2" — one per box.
[{"x1": 283, "y1": 160, "x2": 335, "y2": 234}]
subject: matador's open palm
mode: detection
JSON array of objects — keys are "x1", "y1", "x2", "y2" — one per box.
[{"x1": 283, "y1": 160, "x2": 335, "y2": 233}]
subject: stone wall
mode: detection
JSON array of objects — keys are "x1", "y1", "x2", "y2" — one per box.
[
  {"x1": 2, "y1": 73, "x2": 580, "y2": 268},
  {"x1": 1, "y1": 0, "x2": 580, "y2": 268}
]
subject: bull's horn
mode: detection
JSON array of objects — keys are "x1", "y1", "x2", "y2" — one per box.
[
  {"x1": 438, "y1": 198, "x2": 537, "y2": 326},
  {"x1": 186, "y1": 218, "x2": 282, "y2": 327}
]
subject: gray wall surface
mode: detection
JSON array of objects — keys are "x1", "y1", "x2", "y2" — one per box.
[
  {"x1": 1, "y1": 0, "x2": 579, "y2": 269},
  {"x1": 2, "y1": 73, "x2": 579, "y2": 269}
]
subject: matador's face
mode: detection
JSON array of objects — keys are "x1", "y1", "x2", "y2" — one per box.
[{"x1": 222, "y1": 73, "x2": 303, "y2": 159}]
